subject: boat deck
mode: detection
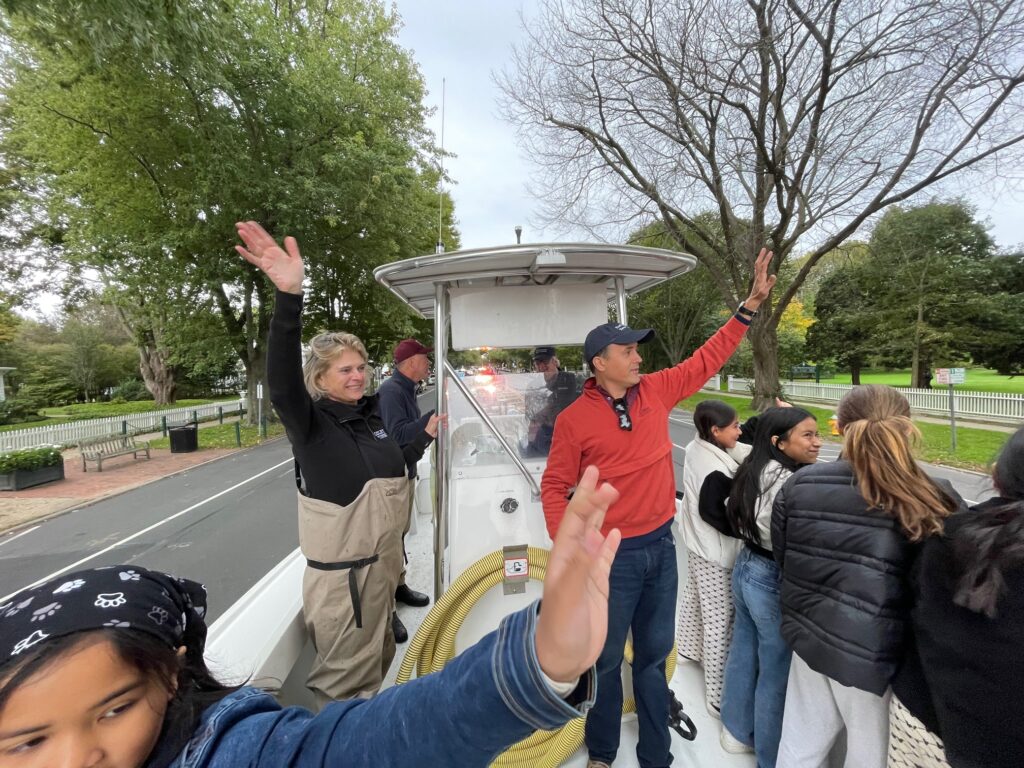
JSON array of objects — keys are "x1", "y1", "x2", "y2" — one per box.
[{"x1": 387, "y1": 504, "x2": 756, "y2": 767}]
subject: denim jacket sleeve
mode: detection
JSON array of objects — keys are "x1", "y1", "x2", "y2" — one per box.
[{"x1": 187, "y1": 602, "x2": 596, "y2": 768}]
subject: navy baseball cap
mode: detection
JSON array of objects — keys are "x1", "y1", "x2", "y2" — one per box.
[
  {"x1": 584, "y1": 322, "x2": 655, "y2": 365},
  {"x1": 532, "y1": 346, "x2": 556, "y2": 361}
]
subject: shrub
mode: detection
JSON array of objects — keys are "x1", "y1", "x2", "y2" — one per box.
[
  {"x1": 0, "y1": 398, "x2": 41, "y2": 426},
  {"x1": 110, "y1": 378, "x2": 152, "y2": 402},
  {"x1": 0, "y1": 446, "x2": 63, "y2": 473}
]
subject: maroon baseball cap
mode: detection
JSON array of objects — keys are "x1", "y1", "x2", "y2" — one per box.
[{"x1": 394, "y1": 338, "x2": 432, "y2": 364}]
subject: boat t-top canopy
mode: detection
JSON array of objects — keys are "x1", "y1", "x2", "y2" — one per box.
[{"x1": 373, "y1": 243, "x2": 697, "y2": 319}]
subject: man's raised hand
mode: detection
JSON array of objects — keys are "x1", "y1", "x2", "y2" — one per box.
[
  {"x1": 744, "y1": 247, "x2": 777, "y2": 312},
  {"x1": 235, "y1": 221, "x2": 305, "y2": 295}
]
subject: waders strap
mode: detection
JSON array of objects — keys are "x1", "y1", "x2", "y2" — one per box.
[{"x1": 306, "y1": 555, "x2": 380, "y2": 628}]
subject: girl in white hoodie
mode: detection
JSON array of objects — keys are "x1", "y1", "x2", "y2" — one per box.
[{"x1": 676, "y1": 400, "x2": 752, "y2": 715}]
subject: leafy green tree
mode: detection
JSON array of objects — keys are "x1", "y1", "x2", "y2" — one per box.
[
  {"x1": 864, "y1": 201, "x2": 996, "y2": 386},
  {"x1": 806, "y1": 201, "x2": 1014, "y2": 385},
  {"x1": 0, "y1": 0, "x2": 453, "y2": 422},
  {"x1": 964, "y1": 251, "x2": 1024, "y2": 376},
  {"x1": 805, "y1": 259, "x2": 878, "y2": 384}
]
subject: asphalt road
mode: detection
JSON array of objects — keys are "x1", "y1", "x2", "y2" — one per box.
[
  {"x1": 0, "y1": 439, "x2": 298, "y2": 621},
  {"x1": 0, "y1": 390, "x2": 996, "y2": 620}
]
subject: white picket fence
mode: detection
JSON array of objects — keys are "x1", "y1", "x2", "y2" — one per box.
[
  {"x1": 724, "y1": 377, "x2": 1024, "y2": 424},
  {"x1": 1, "y1": 399, "x2": 247, "y2": 452},
  {"x1": 702, "y1": 374, "x2": 721, "y2": 392}
]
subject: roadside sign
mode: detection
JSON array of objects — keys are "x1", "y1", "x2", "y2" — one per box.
[
  {"x1": 934, "y1": 368, "x2": 965, "y2": 451},
  {"x1": 934, "y1": 368, "x2": 966, "y2": 385}
]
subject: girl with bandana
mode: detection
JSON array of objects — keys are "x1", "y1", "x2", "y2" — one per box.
[{"x1": 0, "y1": 466, "x2": 620, "y2": 768}]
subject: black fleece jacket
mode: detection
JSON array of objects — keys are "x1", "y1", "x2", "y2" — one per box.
[
  {"x1": 894, "y1": 498, "x2": 1024, "y2": 768},
  {"x1": 268, "y1": 290, "x2": 430, "y2": 506}
]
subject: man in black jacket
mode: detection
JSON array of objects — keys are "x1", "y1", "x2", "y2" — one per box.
[{"x1": 377, "y1": 338, "x2": 438, "y2": 642}]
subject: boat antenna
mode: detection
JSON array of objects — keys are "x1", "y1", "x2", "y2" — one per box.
[{"x1": 436, "y1": 77, "x2": 446, "y2": 255}]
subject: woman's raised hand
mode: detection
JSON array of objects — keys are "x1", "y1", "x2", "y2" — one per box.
[
  {"x1": 235, "y1": 221, "x2": 305, "y2": 295},
  {"x1": 535, "y1": 466, "x2": 621, "y2": 683}
]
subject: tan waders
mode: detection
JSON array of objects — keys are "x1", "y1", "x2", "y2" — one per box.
[
  {"x1": 297, "y1": 475, "x2": 410, "y2": 707},
  {"x1": 399, "y1": 476, "x2": 415, "y2": 585}
]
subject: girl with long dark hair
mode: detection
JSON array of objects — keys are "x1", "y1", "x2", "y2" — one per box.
[
  {"x1": 772, "y1": 385, "x2": 961, "y2": 768},
  {"x1": 717, "y1": 406, "x2": 820, "y2": 766},
  {"x1": 893, "y1": 425, "x2": 1024, "y2": 768}
]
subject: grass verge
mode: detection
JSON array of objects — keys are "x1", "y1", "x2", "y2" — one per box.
[
  {"x1": 678, "y1": 391, "x2": 1005, "y2": 472},
  {"x1": 148, "y1": 421, "x2": 285, "y2": 450},
  {"x1": 801, "y1": 368, "x2": 1023, "y2": 394}
]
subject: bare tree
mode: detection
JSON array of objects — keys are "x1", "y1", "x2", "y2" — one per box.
[{"x1": 499, "y1": 0, "x2": 1024, "y2": 406}]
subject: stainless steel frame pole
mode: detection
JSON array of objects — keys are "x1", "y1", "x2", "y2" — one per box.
[
  {"x1": 615, "y1": 277, "x2": 628, "y2": 324},
  {"x1": 433, "y1": 283, "x2": 448, "y2": 600}
]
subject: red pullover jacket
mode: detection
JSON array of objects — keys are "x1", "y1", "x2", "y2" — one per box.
[{"x1": 541, "y1": 316, "x2": 749, "y2": 539}]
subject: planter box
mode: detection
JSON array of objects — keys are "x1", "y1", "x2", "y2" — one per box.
[{"x1": 0, "y1": 462, "x2": 65, "y2": 491}]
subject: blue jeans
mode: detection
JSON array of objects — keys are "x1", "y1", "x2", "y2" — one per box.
[
  {"x1": 721, "y1": 547, "x2": 791, "y2": 768},
  {"x1": 585, "y1": 525, "x2": 677, "y2": 768}
]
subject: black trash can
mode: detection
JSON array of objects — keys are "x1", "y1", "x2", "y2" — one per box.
[{"x1": 169, "y1": 422, "x2": 198, "y2": 453}]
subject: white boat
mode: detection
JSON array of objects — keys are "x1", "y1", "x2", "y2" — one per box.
[{"x1": 205, "y1": 243, "x2": 762, "y2": 766}]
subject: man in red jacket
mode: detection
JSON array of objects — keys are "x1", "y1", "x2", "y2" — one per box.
[{"x1": 542, "y1": 248, "x2": 775, "y2": 768}]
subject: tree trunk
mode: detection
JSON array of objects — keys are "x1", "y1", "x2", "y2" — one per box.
[
  {"x1": 916, "y1": 357, "x2": 932, "y2": 391},
  {"x1": 850, "y1": 362, "x2": 862, "y2": 385},
  {"x1": 748, "y1": 316, "x2": 781, "y2": 410},
  {"x1": 138, "y1": 343, "x2": 177, "y2": 405},
  {"x1": 244, "y1": 349, "x2": 267, "y2": 428}
]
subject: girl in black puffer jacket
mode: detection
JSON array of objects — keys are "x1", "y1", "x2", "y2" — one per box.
[{"x1": 771, "y1": 385, "x2": 961, "y2": 768}]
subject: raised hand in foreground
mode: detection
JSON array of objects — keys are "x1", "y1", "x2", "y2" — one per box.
[
  {"x1": 536, "y1": 466, "x2": 621, "y2": 683},
  {"x1": 235, "y1": 221, "x2": 304, "y2": 295}
]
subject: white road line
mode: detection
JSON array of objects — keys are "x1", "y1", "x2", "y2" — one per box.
[
  {"x1": 0, "y1": 525, "x2": 40, "y2": 549},
  {"x1": 673, "y1": 443, "x2": 687, "y2": 451},
  {"x1": 1, "y1": 459, "x2": 293, "y2": 602}
]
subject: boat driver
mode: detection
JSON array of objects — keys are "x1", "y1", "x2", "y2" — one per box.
[{"x1": 523, "y1": 346, "x2": 579, "y2": 457}]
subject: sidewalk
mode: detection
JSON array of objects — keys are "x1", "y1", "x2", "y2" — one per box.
[{"x1": 0, "y1": 419, "x2": 254, "y2": 534}]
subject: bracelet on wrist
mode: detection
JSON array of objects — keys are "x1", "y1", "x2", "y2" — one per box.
[{"x1": 737, "y1": 302, "x2": 758, "y2": 317}]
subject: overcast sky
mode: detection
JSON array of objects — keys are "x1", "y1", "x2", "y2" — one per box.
[{"x1": 390, "y1": 0, "x2": 1024, "y2": 253}]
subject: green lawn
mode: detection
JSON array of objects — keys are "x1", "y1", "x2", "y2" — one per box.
[
  {"x1": 148, "y1": 421, "x2": 284, "y2": 450},
  {"x1": 807, "y1": 368, "x2": 1023, "y2": 394},
  {"x1": 678, "y1": 391, "x2": 1006, "y2": 472}
]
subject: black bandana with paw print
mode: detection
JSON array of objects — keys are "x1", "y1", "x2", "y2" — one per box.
[{"x1": 0, "y1": 565, "x2": 208, "y2": 661}]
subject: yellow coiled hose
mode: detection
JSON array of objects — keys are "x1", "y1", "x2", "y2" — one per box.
[{"x1": 395, "y1": 547, "x2": 678, "y2": 767}]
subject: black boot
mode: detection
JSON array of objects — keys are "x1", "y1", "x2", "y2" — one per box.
[
  {"x1": 392, "y1": 611, "x2": 408, "y2": 644},
  {"x1": 395, "y1": 583, "x2": 430, "y2": 607}
]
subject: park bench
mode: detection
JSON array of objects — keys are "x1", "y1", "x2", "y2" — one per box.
[{"x1": 80, "y1": 434, "x2": 151, "y2": 472}]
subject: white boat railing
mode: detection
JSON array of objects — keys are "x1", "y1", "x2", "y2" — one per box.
[
  {"x1": 726, "y1": 376, "x2": 1024, "y2": 424},
  {"x1": 0, "y1": 399, "x2": 247, "y2": 451}
]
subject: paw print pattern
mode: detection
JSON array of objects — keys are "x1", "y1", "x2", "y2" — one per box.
[
  {"x1": 148, "y1": 606, "x2": 170, "y2": 625},
  {"x1": 119, "y1": 570, "x2": 140, "y2": 582},
  {"x1": 1, "y1": 598, "x2": 34, "y2": 618},
  {"x1": 94, "y1": 593, "x2": 127, "y2": 609},
  {"x1": 12, "y1": 630, "x2": 49, "y2": 656},
  {"x1": 30, "y1": 602, "x2": 61, "y2": 622},
  {"x1": 103, "y1": 620, "x2": 130, "y2": 628},
  {"x1": 53, "y1": 579, "x2": 86, "y2": 594}
]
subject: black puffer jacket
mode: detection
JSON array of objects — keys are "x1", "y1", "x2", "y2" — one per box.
[{"x1": 771, "y1": 460, "x2": 959, "y2": 695}]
